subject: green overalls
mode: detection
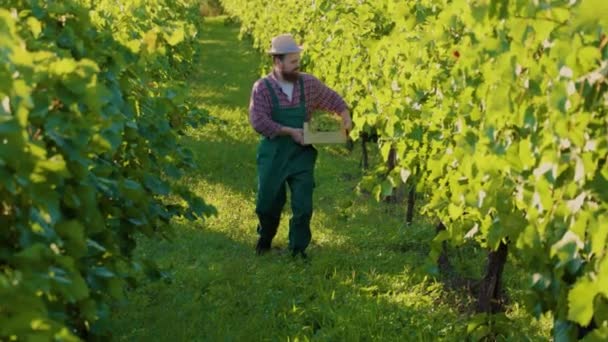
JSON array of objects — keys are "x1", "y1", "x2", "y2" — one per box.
[{"x1": 256, "y1": 77, "x2": 317, "y2": 254}]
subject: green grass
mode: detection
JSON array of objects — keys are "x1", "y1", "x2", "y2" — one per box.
[{"x1": 110, "y1": 16, "x2": 552, "y2": 341}]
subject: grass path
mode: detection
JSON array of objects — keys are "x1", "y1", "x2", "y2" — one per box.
[{"x1": 110, "y1": 17, "x2": 550, "y2": 341}]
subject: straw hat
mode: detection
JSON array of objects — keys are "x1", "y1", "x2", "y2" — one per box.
[{"x1": 267, "y1": 34, "x2": 303, "y2": 55}]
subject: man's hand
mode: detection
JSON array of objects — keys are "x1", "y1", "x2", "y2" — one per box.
[
  {"x1": 279, "y1": 126, "x2": 305, "y2": 145},
  {"x1": 340, "y1": 109, "x2": 353, "y2": 133},
  {"x1": 290, "y1": 128, "x2": 305, "y2": 145},
  {"x1": 342, "y1": 116, "x2": 353, "y2": 132}
]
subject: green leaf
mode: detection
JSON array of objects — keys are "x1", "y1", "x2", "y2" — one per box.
[
  {"x1": 0, "y1": 119, "x2": 20, "y2": 133},
  {"x1": 550, "y1": 83, "x2": 569, "y2": 113},
  {"x1": 55, "y1": 220, "x2": 86, "y2": 258},
  {"x1": 400, "y1": 168, "x2": 411, "y2": 184},
  {"x1": 86, "y1": 239, "x2": 107, "y2": 253},
  {"x1": 554, "y1": 319, "x2": 577, "y2": 342},
  {"x1": 164, "y1": 27, "x2": 185, "y2": 46},
  {"x1": 551, "y1": 230, "x2": 584, "y2": 262},
  {"x1": 143, "y1": 173, "x2": 170, "y2": 195},
  {"x1": 535, "y1": 177, "x2": 554, "y2": 211},
  {"x1": 593, "y1": 296, "x2": 608, "y2": 328},
  {"x1": 568, "y1": 278, "x2": 597, "y2": 326},
  {"x1": 90, "y1": 266, "x2": 115, "y2": 278},
  {"x1": 381, "y1": 180, "x2": 393, "y2": 198},
  {"x1": 581, "y1": 327, "x2": 608, "y2": 342},
  {"x1": 519, "y1": 138, "x2": 535, "y2": 170},
  {"x1": 14, "y1": 244, "x2": 49, "y2": 265},
  {"x1": 577, "y1": 47, "x2": 601, "y2": 73},
  {"x1": 34, "y1": 154, "x2": 70, "y2": 178},
  {"x1": 372, "y1": 184, "x2": 381, "y2": 202},
  {"x1": 62, "y1": 185, "x2": 81, "y2": 209},
  {"x1": 54, "y1": 328, "x2": 80, "y2": 342},
  {"x1": 575, "y1": 0, "x2": 608, "y2": 30},
  {"x1": 120, "y1": 179, "x2": 145, "y2": 201},
  {"x1": 68, "y1": 272, "x2": 90, "y2": 301},
  {"x1": 50, "y1": 59, "x2": 77, "y2": 76},
  {"x1": 589, "y1": 217, "x2": 608, "y2": 257},
  {"x1": 164, "y1": 163, "x2": 183, "y2": 179},
  {"x1": 26, "y1": 17, "x2": 42, "y2": 38},
  {"x1": 380, "y1": 143, "x2": 392, "y2": 161},
  {"x1": 106, "y1": 277, "x2": 125, "y2": 300},
  {"x1": 531, "y1": 272, "x2": 552, "y2": 291},
  {"x1": 448, "y1": 203, "x2": 463, "y2": 220}
]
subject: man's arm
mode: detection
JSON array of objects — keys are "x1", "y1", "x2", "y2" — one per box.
[
  {"x1": 249, "y1": 80, "x2": 305, "y2": 144},
  {"x1": 249, "y1": 80, "x2": 283, "y2": 138},
  {"x1": 308, "y1": 75, "x2": 352, "y2": 132}
]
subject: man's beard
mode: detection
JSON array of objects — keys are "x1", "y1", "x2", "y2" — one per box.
[{"x1": 281, "y1": 68, "x2": 300, "y2": 82}]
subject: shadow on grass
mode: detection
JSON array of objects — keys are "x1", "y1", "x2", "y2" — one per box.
[
  {"x1": 111, "y1": 217, "x2": 548, "y2": 341},
  {"x1": 111, "y1": 221, "x2": 451, "y2": 340}
]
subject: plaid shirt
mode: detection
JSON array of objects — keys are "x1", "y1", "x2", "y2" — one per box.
[{"x1": 248, "y1": 72, "x2": 347, "y2": 138}]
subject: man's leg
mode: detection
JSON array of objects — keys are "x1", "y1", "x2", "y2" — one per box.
[
  {"x1": 287, "y1": 169, "x2": 314, "y2": 256},
  {"x1": 255, "y1": 178, "x2": 286, "y2": 253}
]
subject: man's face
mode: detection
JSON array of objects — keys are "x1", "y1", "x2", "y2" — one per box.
[{"x1": 278, "y1": 53, "x2": 300, "y2": 82}]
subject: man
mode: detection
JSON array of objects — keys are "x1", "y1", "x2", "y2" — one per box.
[{"x1": 248, "y1": 34, "x2": 352, "y2": 258}]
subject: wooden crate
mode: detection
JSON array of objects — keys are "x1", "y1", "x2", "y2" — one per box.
[{"x1": 303, "y1": 122, "x2": 347, "y2": 144}]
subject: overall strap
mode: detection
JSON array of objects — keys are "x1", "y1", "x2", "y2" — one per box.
[
  {"x1": 298, "y1": 76, "x2": 306, "y2": 110},
  {"x1": 263, "y1": 79, "x2": 280, "y2": 110}
]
